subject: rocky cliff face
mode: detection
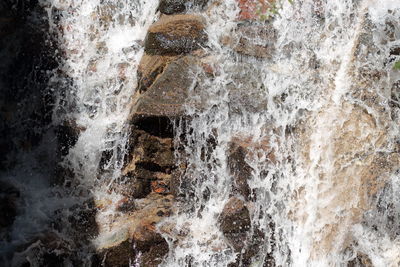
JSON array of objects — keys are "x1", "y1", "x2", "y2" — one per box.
[
  {"x1": 2, "y1": 0, "x2": 400, "y2": 266},
  {"x1": 92, "y1": 4, "x2": 210, "y2": 266}
]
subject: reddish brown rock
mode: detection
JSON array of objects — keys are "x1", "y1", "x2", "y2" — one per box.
[
  {"x1": 220, "y1": 197, "x2": 275, "y2": 266},
  {"x1": 129, "y1": 130, "x2": 175, "y2": 168},
  {"x1": 145, "y1": 14, "x2": 207, "y2": 55},
  {"x1": 228, "y1": 141, "x2": 253, "y2": 200},
  {"x1": 140, "y1": 240, "x2": 169, "y2": 267},
  {"x1": 219, "y1": 197, "x2": 252, "y2": 258},
  {"x1": 347, "y1": 252, "x2": 373, "y2": 267},
  {"x1": 237, "y1": 0, "x2": 275, "y2": 21}
]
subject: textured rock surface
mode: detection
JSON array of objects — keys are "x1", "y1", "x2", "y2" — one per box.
[
  {"x1": 221, "y1": 25, "x2": 277, "y2": 59},
  {"x1": 96, "y1": 194, "x2": 173, "y2": 266},
  {"x1": 228, "y1": 135, "x2": 274, "y2": 200},
  {"x1": 158, "y1": 0, "x2": 209, "y2": 15},
  {"x1": 130, "y1": 55, "x2": 201, "y2": 119},
  {"x1": 137, "y1": 54, "x2": 177, "y2": 93},
  {"x1": 145, "y1": 14, "x2": 207, "y2": 55},
  {"x1": 219, "y1": 197, "x2": 251, "y2": 235}
]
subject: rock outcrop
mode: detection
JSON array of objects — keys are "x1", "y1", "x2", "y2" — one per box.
[
  {"x1": 158, "y1": 0, "x2": 209, "y2": 15},
  {"x1": 95, "y1": 195, "x2": 173, "y2": 267},
  {"x1": 145, "y1": 14, "x2": 207, "y2": 55},
  {"x1": 95, "y1": 11, "x2": 209, "y2": 267},
  {"x1": 131, "y1": 55, "x2": 201, "y2": 119}
]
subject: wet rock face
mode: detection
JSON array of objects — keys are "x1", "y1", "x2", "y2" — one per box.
[
  {"x1": 145, "y1": 14, "x2": 207, "y2": 55},
  {"x1": 228, "y1": 135, "x2": 274, "y2": 200},
  {"x1": 97, "y1": 4, "x2": 208, "y2": 267},
  {"x1": 219, "y1": 197, "x2": 275, "y2": 266},
  {"x1": 131, "y1": 55, "x2": 201, "y2": 118},
  {"x1": 131, "y1": 130, "x2": 175, "y2": 168},
  {"x1": 96, "y1": 195, "x2": 173, "y2": 267},
  {"x1": 347, "y1": 252, "x2": 373, "y2": 267},
  {"x1": 226, "y1": 63, "x2": 269, "y2": 114},
  {"x1": 228, "y1": 142, "x2": 253, "y2": 200},
  {"x1": 219, "y1": 197, "x2": 251, "y2": 235},
  {"x1": 221, "y1": 24, "x2": 277, "y2": 59},
  {"x1": 137, "y1": 54, "x2": 177, "y2": 93},
  {"x1": 158, "y1": 0, "x2": 209, "y2": 15}
]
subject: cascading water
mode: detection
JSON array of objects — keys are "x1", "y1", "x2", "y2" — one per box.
[
  {"x1": 1, "y1": 0, "x2": 158, "y2": 265},
  {"x1": 161, "y1": 0, "x2": 400, "y2": 266},
  {"x1": 1, "y1": 0, "x2": 400, "y2": 266}
]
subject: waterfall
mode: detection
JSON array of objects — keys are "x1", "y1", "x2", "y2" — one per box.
[
  {"x1": 0, "y1": 0, "x2": 158, "y2": 265},
  {"x1": 1, "y1": 0, "x2": 400, "y2": 266},
  {"x1": 161, "y1": 0, "x2": 400, "y2": 266}
]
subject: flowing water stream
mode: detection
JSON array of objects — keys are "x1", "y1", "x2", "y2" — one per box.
[
  {"x1": 162, "y1": 0, "x2": 400, "y2": 266},
  {"x1": 1, "y1": 0, "x2": 400, "y2": 266}
]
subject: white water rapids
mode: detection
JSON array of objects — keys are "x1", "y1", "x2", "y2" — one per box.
[
  {"x1": 161, "y1": 0, "x2": 400, "y2": 266},
  {"x1": 1, "y1": 0, "x2": 400, "y2": 266}
]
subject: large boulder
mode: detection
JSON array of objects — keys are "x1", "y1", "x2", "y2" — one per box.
[
  {"x1": 130, "y1": 55, "x2": 201, "y2": 119},
  {"x1": 145, "y1": 14, "x2": 207, "y2": 55},
  {"x1": 158, "y1": 0, "x2": 209, "y2": 15}
]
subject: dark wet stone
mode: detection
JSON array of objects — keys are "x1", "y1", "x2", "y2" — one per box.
[
  {"x1": 140, "y1": 239, "x2": 169, "y2": 267},
  {"x1": 130, "y1": 55, "x2": 200, "y2": 118},
  {"x1": 219, "y1": 197, "x2": 251, "y2": 234},
  {"x1": 144, "y1": 14, "x2": 207, "y2": 55},
  {"x1": 228, "y1": 141, "x2": 253, "y2": 200},
  {"x1": 158, "y1": 0, "x2": 209, "y2": 15}
]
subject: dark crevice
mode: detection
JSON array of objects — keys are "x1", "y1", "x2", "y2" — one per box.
[
  {"x1": 138, "y1": 65, "x2": 166, "y2": 93},
  {"x1": 136, "y1": 161, "x2": 175, "y2": 173},
  {"x1": 134, "y1": 116, "x2": 174, "y2": 138}
]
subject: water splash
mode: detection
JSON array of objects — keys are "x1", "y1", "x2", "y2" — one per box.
[{"x1": 163, "y1": 0, "x2": 400, "y2": 266}]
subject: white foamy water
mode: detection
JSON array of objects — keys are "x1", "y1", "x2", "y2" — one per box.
[
  {"x1": 1, "y1": 0, "x2": 158, "y2": 264},
  {"x1": 162, "y1": 0, "x2": 400, "y2": 266},
  {"x1": 43, "y1": 0, "x2": 160, "y2": 252},
  {"x1": 2, "y1": 0, "x2": 400, "y2": 266},
  {"x1": 44, "y1": 0, "x2": 158, "y2": 185}
]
